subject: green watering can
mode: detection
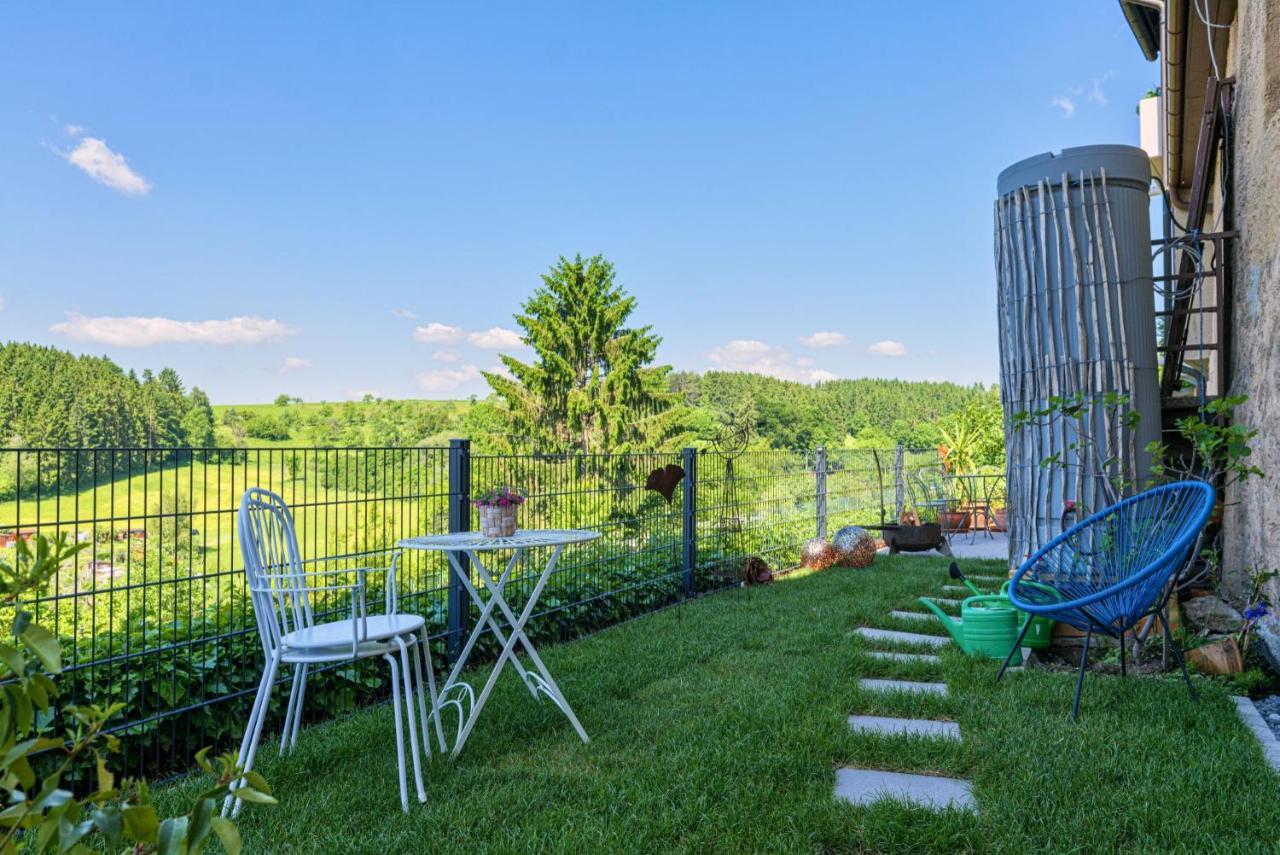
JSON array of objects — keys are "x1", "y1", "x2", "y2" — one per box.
[
  {"x1": 921, "y1": 563, "x2": 1059, "y2": 660},
  {"x1": 918, "y1": 594, "x2": 1021, "y2": 660}
]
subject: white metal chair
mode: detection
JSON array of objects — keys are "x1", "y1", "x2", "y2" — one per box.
[{"x1": 223, "y1": 487, "x2": 445, "y2": 815}]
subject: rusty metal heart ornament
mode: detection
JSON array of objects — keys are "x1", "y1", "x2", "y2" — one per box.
[{"x1": 644, "y1": 464, "x2": 685, "y2": 503}]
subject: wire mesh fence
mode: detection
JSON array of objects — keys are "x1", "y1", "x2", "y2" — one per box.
[{"x1": 0, "y1": 443, "x2": 938, "y2": 781}]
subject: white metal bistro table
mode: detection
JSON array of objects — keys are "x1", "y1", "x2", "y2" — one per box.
[{"x1": 397, "y1": 528, "x2": 600, "y2": 758}]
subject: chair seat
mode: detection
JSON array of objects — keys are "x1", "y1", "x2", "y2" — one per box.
[{"x1": 281, "y1": 613, "x2": 426, "y2": 651}]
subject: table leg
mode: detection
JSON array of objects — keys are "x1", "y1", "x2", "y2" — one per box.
[{"x1": 467, "y1": 545, "x2": 590, "y2": 745}]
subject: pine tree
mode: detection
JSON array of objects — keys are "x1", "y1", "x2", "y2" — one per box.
[{"x1": 482, "y1": 254, "x2": 676, "y2": 455}]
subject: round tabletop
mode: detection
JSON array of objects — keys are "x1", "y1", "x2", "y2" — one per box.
[{"x1": 397, "y1": 529, "x2": 601, "y2": 552}]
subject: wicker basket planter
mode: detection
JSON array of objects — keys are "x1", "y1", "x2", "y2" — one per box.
[
  {"x1": 479, "y1": 504, "x2": 518, "y2": 537},
  {"x1": 474, "y1": 486, "x2": 526, "y2": 537}
]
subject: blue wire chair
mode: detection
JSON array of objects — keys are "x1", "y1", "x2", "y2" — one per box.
[{"x1": 997, "y1": 481, "x2": 1215, "y2": 718}]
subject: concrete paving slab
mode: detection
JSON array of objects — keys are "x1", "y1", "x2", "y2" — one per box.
[
  {"x1": 859, "y1": 678, "x2": 948, "y2": 696},
  {"x1": 835, "y1": 768, "x2": 975, "y2": 811},
  {"x1": 847, "y1": 715, "x2": 961, "y2": 740},
  {"x1": 865, "y1": 650, "x2": 941, "y2": 664},
  {"x1": 853, "y1": 627, "x2": 951, "y2": 648}
]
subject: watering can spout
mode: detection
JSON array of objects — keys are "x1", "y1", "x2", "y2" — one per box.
[{"x1": 917, "y1": 597, "x2": 965, "y2": 648}]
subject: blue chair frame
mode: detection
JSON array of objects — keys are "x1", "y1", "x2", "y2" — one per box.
[{"x1": 996, "y1": 481, "x2": 1215, "y2": 718}]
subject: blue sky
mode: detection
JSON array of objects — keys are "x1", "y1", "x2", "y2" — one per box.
[{"x1": 0, "y1": 2, "x2": 1154, "y2": 403}]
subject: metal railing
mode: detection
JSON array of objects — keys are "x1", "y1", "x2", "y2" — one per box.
[{"x1": 0, "y1": 442, "x2": 936, "y2": 780}]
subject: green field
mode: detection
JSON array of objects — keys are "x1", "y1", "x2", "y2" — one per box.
[{"x1": 211, "y1": 398, "x2": 473, "y2": 448}]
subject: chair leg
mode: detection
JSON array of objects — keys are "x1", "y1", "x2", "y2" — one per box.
[
  {"x1": 289, "y1": 664, "x2": 308, "y2": 748},
  {"x1": 395, "y1": 637, "x2": 427, "y2": 804},
  {"x1": 1159, "y1": 610, "x2": 1199, "y2": 703},
  {"x1": 224, "y1": 651, "x2": 280, "y2": 818},
  {"x1": 1119, "y1": 630, "x2": 1127, "y2": 678},
  {"x1": 384, "y1": 653, "x2": 409, "y2": 813},
  {"x1": 1071, "y1": 626, "x2": 1093, "y2": 721},
  {"x1": 279, "y1": 665, "x2": 303, "y2": 755},
  {"x1": 996, "y1": 617, "x2": 1034, "y2": 683}
]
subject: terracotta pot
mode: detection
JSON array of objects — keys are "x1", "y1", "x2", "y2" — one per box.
[
  {"x1": 1188, "y1": 636, "x2": 1244, "y2": 675},
  {"x1": 479, "y1": 504, "x2": 518, "y2": 537},
  {"x1": 939, "y1": 510, "x2": 969, "y2": 532},
  {"x1": 992, "y1": 508, "x2": 1008, "y2": 532}
]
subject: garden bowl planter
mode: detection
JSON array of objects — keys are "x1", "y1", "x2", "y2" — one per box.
[
  {"x1": 1188, "y1": 636, "x2": 1244, "y2": 675},
  {"x1": 479, "y1": 504, "x2": 518, "y2": 537}
]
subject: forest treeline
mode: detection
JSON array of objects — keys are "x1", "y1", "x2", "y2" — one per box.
[{"x1": 0, "y1": 341, "x2": 998, "y2": 457}]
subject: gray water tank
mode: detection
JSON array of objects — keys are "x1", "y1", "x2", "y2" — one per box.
[{"x1": 995, "y1": 144, "x2": 1159, "y2": 564}]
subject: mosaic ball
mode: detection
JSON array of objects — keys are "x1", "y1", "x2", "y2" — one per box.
[{"x1": 800, "y1": 537, "x2": 838, "y2": 571}]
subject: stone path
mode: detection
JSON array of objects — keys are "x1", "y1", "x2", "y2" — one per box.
[{"x1": 837, "y1": 576, "x2": 977, "y2": 815}]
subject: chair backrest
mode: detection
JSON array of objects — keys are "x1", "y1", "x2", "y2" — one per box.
[
  {"x1": 1010, "y1": 481, "x2": 1215, "y2": 631},
  {"x1": 238, "y1": 488, "x2": 312, "y2": 658}
]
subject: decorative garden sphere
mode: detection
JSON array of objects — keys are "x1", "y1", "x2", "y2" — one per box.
[
  {"x1": 833, "y1": 525, "x2": 877, "y2": 569},
  {"x1": 832, "y1": 526, "x2": 869, "y2": 552},
  {"x1": 800, "y1": 537, "x2": 838, "y2": 571}
]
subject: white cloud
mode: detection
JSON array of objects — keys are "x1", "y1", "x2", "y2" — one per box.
[
  {"x1": 868, "y1": 339, "x2": 907, "y2": 357},
  {"x1": 413, "y1": 322, "x2": 464, "y2": 343},
  {"x1": 50, "y1": 313, "x2": 293, "y2": 347},
  {"x1": 60, "y1": 137, "x2": 151, "y2": 195},
  {"x1": 1049, "y1": 95, "x2": 1076, "y2": 118},
  {"x1": 432, "y1": 349, "x2": 460, "y2": 362},
  {"x1": 467, "y1": 327, "x2": 524, "y2": 349},
  {"x1": 1088, "y1": 71, "x2": 1114, "y2": 106},
  {"x1": 1051, "y1": 71, "x2": 1113, "y2": 118},
  {"x1": 391, "y1": 308, "x2": 417, "y2": 319},
  {"x1": 707, "y1": 339, "x2": 837, "y2": 384},
  {"x1": 800, "y1": 331, "x2": 848, "y2": 348},
  {"x1": 280, "y1": 356, "x2": 312, "y2": 373},
  {"x1": 415, "y1": 364, "x2": 482, "y2": 393},
  {"x1": 65, "y1": 124, "x2": 84, "y2": 137}
]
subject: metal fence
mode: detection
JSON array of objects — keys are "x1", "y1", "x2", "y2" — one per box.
[{"x1": 0, "y1": 442, "x2": 937, "y2": 781}]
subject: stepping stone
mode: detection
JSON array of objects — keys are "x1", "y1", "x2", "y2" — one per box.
[
  {"x1": 1232, "y1": 696, "x2": 1280, "y2": 772},
  {"x1": 941, "y1": 585, "x2": 970, "y2": 594},
  {"x1": 891, "y1": 610, "x2": 960, "y2": 625},
  {"x1": 933, "y1": 598, "x2": 961, "y2": 606},
  {"x1": 865, "y1": 650, "x2": 941, "y2": 664},
  {"x1": 859, "y1": 678, "x2": 948, "y2": 696},
  {"x1": 848, "y1": 715, "x2": 961, "y2": 741},
  {"x1": 835, "y1": 768, "x2": 975, "y2": 811},
  {"x1": 970, "y1": 575, "x2": 1006, "y2": 583},
  {"x1": 853, "y1": 627, "x2": 951, "y2": 648}
]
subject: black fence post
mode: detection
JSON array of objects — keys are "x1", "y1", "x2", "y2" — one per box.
[
  {"x1": 815, "y1": 446, "x2": 828, "y2": 539},
  {"x1": 447, "y1": 438, "x2": 472, "y2": 660},
  {"x1": 681, "y1": 447, "x2": 697, "y2": 597}
]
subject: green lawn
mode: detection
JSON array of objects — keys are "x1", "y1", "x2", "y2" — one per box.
[{"x1": 157, "y1": 555, "x2": 1280, "y2": 853}]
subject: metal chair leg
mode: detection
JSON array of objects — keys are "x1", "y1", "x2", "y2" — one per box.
[
  {"x1": 1071, "y1": 626, "x2": 1093, "y2": 721},
  {"x1": 288, "y1": 663, "x2": 308, "y2": 748},
  {"x1": 1119, "y1": 630, "x2": 1127, "y2": 678},
  {"x1": 383, "y1": 653, "x2": 409, "y2": 813},
  {"x1": 996, "y1": 616, "x2": 1034, "y2": 683},
  {"x1": 279, "y1": 665, "x2": 304, "y2": 755},
  {"x1": 1159, "y1": 610, "x2": 1199, "y2": 702},
  {"x1": 395, "y1": 637, "x2": 427, "y2": 804},
  {"x1": 225, "y1": 651, "x2": 281, "y2": 818}
]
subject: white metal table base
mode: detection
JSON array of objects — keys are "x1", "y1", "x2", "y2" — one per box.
[{"x1": 438, "y1": 544, "x2": 590, "y2": 758}]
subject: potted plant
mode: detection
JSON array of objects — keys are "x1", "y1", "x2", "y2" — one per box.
[{"x1": 475, "y1": 485, "x2": 525, "y2": 537}]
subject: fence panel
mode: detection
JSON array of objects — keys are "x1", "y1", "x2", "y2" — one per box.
[{"x1": 0, "y1": 442, "x2": 938, "y2": 781}]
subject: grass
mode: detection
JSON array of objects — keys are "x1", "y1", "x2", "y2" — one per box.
[{"x1": 157, "y1": 555, "x2": 1280, "y2": 853}]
